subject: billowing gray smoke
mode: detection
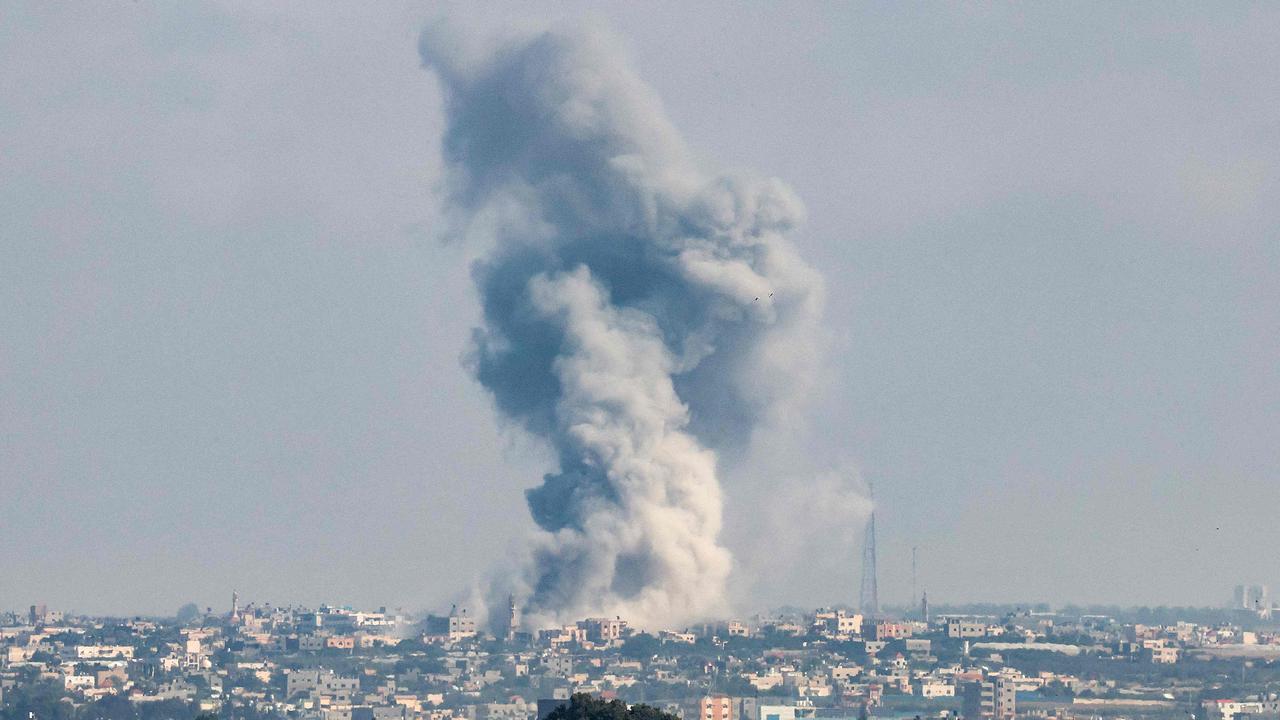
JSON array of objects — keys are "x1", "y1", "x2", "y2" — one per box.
[{"x1": 420, "y1": 25, "x2": 823, "y2": 629}]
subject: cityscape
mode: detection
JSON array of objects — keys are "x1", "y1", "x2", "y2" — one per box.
[
  {"x1": 4, "y1": 6, "x2": 1277, "y2": 720},
  {"x1": 4, "y1": 586, "x2": 1280, "y2": 720}
]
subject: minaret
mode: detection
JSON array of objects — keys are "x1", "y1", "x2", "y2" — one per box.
[
  {"x1": 921, "y1": 590, "x2": 930, "y2": 624},
  {"x1": 505, "y1": 595, "x2": 519, "y2": 641},
  {"x1": 231, "y1": 590, "x2": 240, "y2": 624}
]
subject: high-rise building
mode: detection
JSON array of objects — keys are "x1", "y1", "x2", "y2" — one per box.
[{"x1": 1234, "y1": 584, "x2": 1271, "y2": 617}]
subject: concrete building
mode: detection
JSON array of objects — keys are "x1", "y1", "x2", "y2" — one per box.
[
  {"x1": 874, "y1": 621, "x2": 911, "y2": 641},
  {"x1": 544, "y1": 655, "x2": 572, "y2": 677},
  {"x1": 353, "y1": 708, "x2": 408, "y2": 720},
  {"x1": 579, "y1": 617, "x2": 627, "y2": 643},
  {"x1": 425, "y1": 606, "x2": 477, "y2": 642},
  {"x1": 1140, "y1": 639, "x2": 1179, "y2": 664},
  {"x1": 758, "y1": 707, "x2": 796, "y2": 720},
  {"x1": 697, "y1": 695, "x2": 733, "y2": 720},
  {"x1": 947, "y1": 619, "x2": 988, "y2": 639},
  {"x1": 917, "y1": 680, "x2": 954, "y2": 698},
  {"x1": 1203, "y1": 699, "x2": 1265, "y2": 720},
  {"x1": 76, "y1": 645, "x2": 135, "y2": 659},
  {"x1": 537, "y1": 694, "x2": 571, "y2": 720},
  {"x1": 326, "y1": 636, "x2": 355, "y2": 650},
  {"x1": 1235, "y1": 585, "x2": 1271, "y2": 618},
  {"x1": 286, "y1": 669, "x2": 358, "y2": 702},
  {"x1": 479, "y1": 700, "x2": 533, "y2": 720},
  {"x1": 963, "y1": 678, "x2": 1016, "y2": 720},
  {"x1": 904, "y1": 638, "x2": 932, "y2": 655},
  {"x1": 814, "y1": 610, "x2": 863, "y2": 637}
]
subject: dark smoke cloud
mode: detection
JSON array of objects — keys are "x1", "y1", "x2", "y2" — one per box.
[{"x1": 421, "y1": 24, "x2": 823, "y2": 628}]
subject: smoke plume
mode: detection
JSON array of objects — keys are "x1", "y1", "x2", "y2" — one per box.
[{"x1": 420, "y1": 24, "x2": 823, "y2": 629}]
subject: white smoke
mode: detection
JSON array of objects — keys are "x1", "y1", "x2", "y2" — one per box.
[
  {"x1": 730, "y1": 469, "x2": 874, "y2": 607},
  {"x1": 420, "y1": 23, "x2": 824, "y2": 629}
]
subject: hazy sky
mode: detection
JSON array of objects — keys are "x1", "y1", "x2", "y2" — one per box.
[{"x1": 2, "y1": 2, "x2": 1277, "y2": 618}]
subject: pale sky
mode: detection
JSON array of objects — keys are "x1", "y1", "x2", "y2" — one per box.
[{"x1": 1, "y1": 2, "x2": 1277, "y2": 617}]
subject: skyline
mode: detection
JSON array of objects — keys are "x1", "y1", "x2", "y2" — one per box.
[
  {"x1": 11, "y1": 592, "x2": 1280, "y2": 720},
  {"x1": 8, "y1": 589, "x2": 1276, "y2": 624},
  {"x1": 2, "y1": 3, "x2": 1278, "y2": 616}
]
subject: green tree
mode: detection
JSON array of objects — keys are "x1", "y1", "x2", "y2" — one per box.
[
  {"x1": 620, "y1": 633, "x2": 662, "y2": 661},
  {"x1": 545, "y1": 694, "x2": 679, "y2": 720},
  {"x1": 0, "y1": 681, "x2": 75, "y2": 720},
  {"x1": 175, "y1": 603, "x2": 201, "y2": 625}
]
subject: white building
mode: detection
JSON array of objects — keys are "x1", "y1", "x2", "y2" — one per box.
[{"x1": 76, "y1": 645, "x2": 135, "y2": 659}]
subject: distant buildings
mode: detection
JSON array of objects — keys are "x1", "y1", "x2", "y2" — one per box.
[
  {"x1": 27, "y1": 604, "x2": 63, "y2": 626},
  {"x1": 10, "y1": 591, "x2": 1280, "y2": 720},
  {"x1": 873, "y1": 621, "x2": 910, "y2": 641},
  {"x1": 758, "y1": 706, "x2": 804, "y2": 720},
  {"x1": 962, "y1": 677, "x2": 1016, "y2": 720},
  {"x1": 1201, "y1": 698, "x2": 1280, "y2": 720},
  {"x1": 75, "y1": 645, "x2": 135, "y2": 659},
  {"x1": 697, "y1": 694, "x2": 733, "y2": 720},
  {"x1": 813, "y1": 610, "x2": 862, "y2": 638},
  {"x1": 425, "y1": 606, "x2": 477, "y2": 643},
  {"x1": 1235, "y1": 584, "x2": 1272, "y2": 618},
  {"x1": 946, "y1": 619, "x2": 987, "y2": 639},
  {"x1": 286, "y1": 668, "x2": 359, "y2": 702},
  {"x1": 579, "y1": 618, "x2": 627, "y2": 644},
  {"x1": 1140, "y1": 638, "x2": 1180, "y2": 664}
]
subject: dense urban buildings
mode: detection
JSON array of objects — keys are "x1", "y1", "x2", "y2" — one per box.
[{"x1": 4, "y1": 590, "x2": 1280, "y2": 720}]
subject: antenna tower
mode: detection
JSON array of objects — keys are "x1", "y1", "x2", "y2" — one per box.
[
  {"x1": 859, "y1": 485, "x2": 879, "y2": 616},
  {"x1": 911, "y1": 546, "x2": 918, "y2": 609}
]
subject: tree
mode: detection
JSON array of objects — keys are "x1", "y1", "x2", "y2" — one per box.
[
  {"x1": 620, "y1": 633, "x2": 662, "y2": 661},
  {"x1": 0, "y1": 681, "x2": 75, "y2": 720},
  {"x1": 176, "y1": 603, "x2": 201, "y2": 625},
  {"x1": 545, "y1": 694, "x2": 679, "y2": 720}
]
